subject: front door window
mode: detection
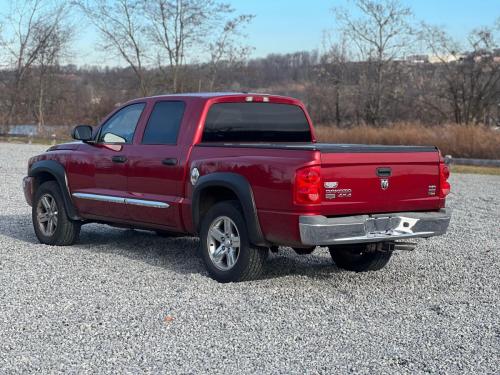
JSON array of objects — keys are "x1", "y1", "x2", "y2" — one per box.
[{"x1": 98, "y1": 103, "x2": 145, "y2": 144}]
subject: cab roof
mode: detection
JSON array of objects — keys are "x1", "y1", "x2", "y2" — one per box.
[
  {"x1": 135, "y1": 92, "x2": 303, "y2": 102},
  {"x1": 145, "y1": 92, "x2": 273, "y2": 99},
  {"x1": 125, "y1": 91, "x2": 304, "y2": 108}
]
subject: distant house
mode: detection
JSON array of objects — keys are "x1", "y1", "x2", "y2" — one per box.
[
  {"x1": 494, "y1": 48, "x2": 500, "y2": 63},
  {"x1": 406, "y1": 54, "x2": 429, "y2": 64},
  {"x1": 428, "y1": 54, "x2": 465, "y2": 63}
]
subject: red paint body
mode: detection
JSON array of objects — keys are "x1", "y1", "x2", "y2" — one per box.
[{"x1": 27, "y1": 93, "x2": 447, "y2": 247}]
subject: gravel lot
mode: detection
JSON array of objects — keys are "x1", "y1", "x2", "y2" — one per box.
[{"x1": 0, "y1": 142, "x2": 499, "y2": 374}]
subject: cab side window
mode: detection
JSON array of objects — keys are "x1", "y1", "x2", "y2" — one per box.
[
  {"x1": 142, "y1": 101, "x2": 186, "y2": 145},
  {"x1": 98, "y1": 103, "x2": 145, "y2": 144}
]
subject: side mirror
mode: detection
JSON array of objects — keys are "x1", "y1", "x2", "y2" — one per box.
[{"x1": 72, "y1": 125, "x2": 93, "y2": 142}]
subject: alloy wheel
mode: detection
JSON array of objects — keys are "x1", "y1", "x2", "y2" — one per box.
[
  {"x1": 36, "y1": 194, "x2": 58, "y2": 237},
  {"x1": 207, "y1": 216, "x2": 241, "y2": 271}
]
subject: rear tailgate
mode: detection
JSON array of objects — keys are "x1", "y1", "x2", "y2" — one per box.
[{"x1": 318, "y1": 144, "x2": 442, "y2": 216}]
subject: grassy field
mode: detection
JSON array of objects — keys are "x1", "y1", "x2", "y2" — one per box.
[
  {"x1": 4, "y1": 123, "x2": 500, "y2": 159},
  {"x1": 451, "y1": 165, "x2": 500, "y2": 175},
  {"x1": 2, "y1": 130, "x2": 500, "y2": 176},
  {"x1": 315, "y1": 124, "x2": 500, "y2": 159}
]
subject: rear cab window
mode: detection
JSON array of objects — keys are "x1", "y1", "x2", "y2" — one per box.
[
  {"x1": 202, "y1": 102, "x2": 312, "y2": 143},
  {"x1": 142, "y1": 101, "x2": 186, "y2": 144}
]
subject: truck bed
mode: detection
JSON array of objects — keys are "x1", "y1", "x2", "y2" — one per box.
[{"x1": 197, "y1": 142, "x2": 437, "y2": 153}]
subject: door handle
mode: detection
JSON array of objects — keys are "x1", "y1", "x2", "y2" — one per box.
[
  {"x1": 112, "y1": 155, "x2": 127, "y2": 163},
  {"x1": 162, "y1": 158, "x2": 178, "y2": 166}
]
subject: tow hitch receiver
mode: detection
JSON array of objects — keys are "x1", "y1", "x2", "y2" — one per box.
[{"x1": 394, "y1": 242, "x2": 417, "y2": 251}]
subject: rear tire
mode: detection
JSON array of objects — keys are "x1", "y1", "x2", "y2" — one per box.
[
  {"x1": 328, "y1": 243, "x2": 392, "y2": 272},
  {"x1": 32, "y1": 181, "x2": 81, "y2": 246},
  {"x1": 199, "y1": 201, "x2": 267, "y2": 283}
]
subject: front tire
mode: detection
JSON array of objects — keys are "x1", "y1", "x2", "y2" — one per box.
[
  {"x1": 328, "y1": 243, "x2": 393, "y2": 272},
  {"x1": 32, "y1": 181, "x2": 81, "y2": 246},
  {"x1": 199, "y1": 201, "x2": 267, "y2": 283}
]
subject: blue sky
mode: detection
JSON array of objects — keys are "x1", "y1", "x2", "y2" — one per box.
[
  {"x1": 1, "y1": 0, "x2": 499, "y2": 66},
  {"x1": 234, "y1": 0, "x2": 499, "y2": 56}
]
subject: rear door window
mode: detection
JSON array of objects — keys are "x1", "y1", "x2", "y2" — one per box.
[
  {"x1": 142, "y1": 101, "x2": 186, "y2": 144},
  {"x1": 202, "y1": 102, "x2": 312, "y2": 142}
]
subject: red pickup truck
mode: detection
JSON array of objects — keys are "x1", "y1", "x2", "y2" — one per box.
[{"x1": 23, "y1": 93, "x2": 451, "y2": 282}]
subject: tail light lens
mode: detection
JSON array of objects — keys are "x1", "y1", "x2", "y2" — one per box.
[
  {"x1": 294, "y1": 166, "x2": 322, "y2": 204},
  {"x1": 439, "y1": 162, "x2": 450, "y2": 197}
]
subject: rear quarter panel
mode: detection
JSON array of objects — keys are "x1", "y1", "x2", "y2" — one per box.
[{"x1": 187, "y1": 146, "x2": 319, "y2": 245}]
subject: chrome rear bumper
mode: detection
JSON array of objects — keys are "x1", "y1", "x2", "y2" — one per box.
[{"x1": 299, "y1": 209, "x2": 451, "y2": 246}]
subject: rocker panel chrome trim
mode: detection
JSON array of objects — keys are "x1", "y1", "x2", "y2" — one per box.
[
  {"x1": 72, "y1": 192, "x2": 124, "y2": 204},
  {"x1": 125, "y1": 198, "x2": 169, "y2": 208},
  {"x1": 72, "y1": 193, "x2": 169, "y2": 208}
]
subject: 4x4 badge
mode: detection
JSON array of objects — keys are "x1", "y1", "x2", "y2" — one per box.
[{"x1": 381, "y1": 178, "x2": 389, "y2": 190}]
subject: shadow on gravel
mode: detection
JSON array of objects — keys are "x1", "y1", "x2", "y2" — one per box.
[
  {"x1": 263, "y1": 253, "x2": 341, "y2": 280},
  {"x1": 0, "y1": 214, "x2": 341, "y2": 280},
  {"x1": 0, "y1": 214, "x2": 39, "y2": 244}
]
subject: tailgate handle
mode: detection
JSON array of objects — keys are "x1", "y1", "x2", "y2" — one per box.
[{"x1": 376, "y1": 167, "x2": 392, "y2": 177}]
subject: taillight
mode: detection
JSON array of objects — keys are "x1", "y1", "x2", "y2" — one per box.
[
  {"x1": 439, "y1": 162, "x2": 450, "y2": 197},
  {"x1": 294, "y1": 166, "x2": 322, "y2": 204}
]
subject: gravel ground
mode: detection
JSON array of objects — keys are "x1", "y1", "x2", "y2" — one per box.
[{"x1": 0, "y1": 142, "x2": 499, "y2": 374}]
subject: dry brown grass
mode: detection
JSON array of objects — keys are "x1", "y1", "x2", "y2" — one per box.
[
  {"x1": 315, "y1": 123, "x2": 500, "y2": 159},
  {"x1": 451, "y1": 165, "x2": 500, "y2": 175}
]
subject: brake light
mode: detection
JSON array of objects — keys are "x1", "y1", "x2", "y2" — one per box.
[
  {"x1": 439, "y1": 162, "x2": 450, "y2": 197},
  {"x1": 294, "y1": 166, "x2": 322, "y2": 204}
]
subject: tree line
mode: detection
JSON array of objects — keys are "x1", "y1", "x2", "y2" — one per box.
[{"x1": 0, "y1": 0, "x2": 498, "y2": 133}]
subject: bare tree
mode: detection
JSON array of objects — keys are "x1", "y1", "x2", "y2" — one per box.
[
  {"x1": 206, "y1": 14, "x2": 253, "y2": 91},
  {"x1": 0, "y1": 0, "x2": 69, "y2": 127},
  {"x1": 422, "y1": 21, "x2": 500, "y2": 125},
  {"x1": 314, "y1": 32, "x2": 351, "y2": 126},
  {"x1": 334, "y1": 0, "x2": 414, "y2": 125},
  {"x1": 143, "y1": 0, "x2": 243, "y2": 93},
  {"x1": 34, "y1": 22, "x2": 73, "y2": 129},
  {"x1": 75, "y1": 0, "x2": 150, "y2": 96}
]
